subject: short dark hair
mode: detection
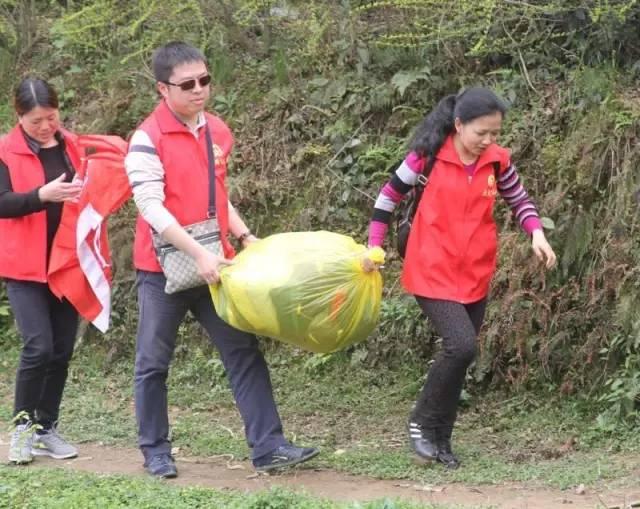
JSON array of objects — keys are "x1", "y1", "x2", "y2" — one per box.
[
  {"x1": 14, "y1": 78, "x2": 59, "y2": 116},
  {"x1": 152, "y1": 41, "x2": 206, "y2": 83}
]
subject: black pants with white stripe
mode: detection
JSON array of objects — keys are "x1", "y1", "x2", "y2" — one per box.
[{"x1": 411, "y1": 296, "x2": 487, "y2": 432}]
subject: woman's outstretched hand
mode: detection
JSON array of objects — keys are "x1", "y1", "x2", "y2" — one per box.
[{"x1": 531, "y1": 229, "x2": 557, "y2": 269}]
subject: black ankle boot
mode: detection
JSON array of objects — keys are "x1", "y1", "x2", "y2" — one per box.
[
  {"x1": 407, "y1": 421, "x2": 438, "y2": 461},
  {"x1": 435, "y1": 426, "x2": 460, "y2": 469}
]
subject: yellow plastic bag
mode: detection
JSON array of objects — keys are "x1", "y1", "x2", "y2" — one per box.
[{"x1": 210, "y1": 231, "x2": 384, "y2": 353}]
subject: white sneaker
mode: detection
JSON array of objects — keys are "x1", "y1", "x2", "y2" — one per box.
[
  {"x1": 31, "y1": 424, "x2": 78, "y2": 459},
  {"x1": 8, "y1": 420, "x2": 35, "y2": 464}
]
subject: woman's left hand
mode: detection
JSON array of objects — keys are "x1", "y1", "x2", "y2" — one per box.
[{"x1": 531, "y1": 229, "x2": 557, "y2": 269}]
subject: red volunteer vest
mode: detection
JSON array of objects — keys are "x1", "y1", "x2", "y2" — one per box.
[
  {"x1": 402, "y1": 136, "x2": 511, "y2": 303},
  {"x1": 0, "y1": 125, "x2": 81, "y2": 282},
  {"x1": 48, "y1": 135, "x2": 132, "y2": 332},
  {"x1": 133, "y1": 101, "x2": 236, "y2": 272}
]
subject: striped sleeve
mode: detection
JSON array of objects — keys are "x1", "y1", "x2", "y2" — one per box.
[
  {"x1": 497, "y1": 162, "x2": 543, "y2": 234},
  {"x1": 368, "y1": 152, "x2": 426, "y2": 247},
  {"x1": 124, "y1": 130, "x2": 178, "y2": 234}
]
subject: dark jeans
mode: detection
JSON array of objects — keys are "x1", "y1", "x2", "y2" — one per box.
[
  {"x1": 134, "y1": 271, "x2": 287, "y2": 461},
  {"x1": 411, "y1": 296, "x2": 487, "y2": 432},
  {"x1": 6, "y1": 279, "x2": 78, "y2": 428}
]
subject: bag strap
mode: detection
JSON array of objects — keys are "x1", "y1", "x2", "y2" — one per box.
[
  {"x1": 204, "y1": 123, "x2": 216, "y2": 218},
  {"x1": 492, "y1": 160, "x2": 501, "y2": 181},
  {"x1": 410, "y1": 155, "x2": 434, "y2": 216}
]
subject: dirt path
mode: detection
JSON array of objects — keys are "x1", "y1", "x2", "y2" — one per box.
[{"x1": 1, "y1": 442, "x2": 638, "y2": 508}]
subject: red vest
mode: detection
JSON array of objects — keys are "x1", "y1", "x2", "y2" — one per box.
[
  {"x1": 0, "y1": 125, "x2": 81, "y2": 282},
  {"x1": 402, "y1": 136, "x2": 511, "y2": 303},
  {"x1": 133, "y1": 101, "x2": 236, "y2": 272}
]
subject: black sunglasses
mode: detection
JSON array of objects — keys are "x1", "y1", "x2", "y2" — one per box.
[{"x1": 163, "y1": 74, "x2": 212, "y2": 91}]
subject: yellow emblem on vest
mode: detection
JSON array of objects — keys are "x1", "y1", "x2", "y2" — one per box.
[
  {"x1": 483, "y1": 173, "x2": 498, "y2": 197},
  {"x1": 212, "y1": 143, "x2": 225, "y2": 165}
]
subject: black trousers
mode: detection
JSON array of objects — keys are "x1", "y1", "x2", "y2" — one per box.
[
  {"x1": 7, "y1": 279, "x2": 78, "y2": 428},
  {"x1": 411, "y1": 296, "x2": 487, "y2": 432}
]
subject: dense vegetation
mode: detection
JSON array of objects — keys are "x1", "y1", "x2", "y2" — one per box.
[{"x1": 1, "y1": 0, "x2": 639, "y2": 424}]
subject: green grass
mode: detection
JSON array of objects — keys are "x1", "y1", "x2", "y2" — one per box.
[
  {"x1": 1, "y1": 335, "x2": 639, "y2": 492},
  {"x1": 0, "y1": 466, "x2": 485, "y2": 509}
]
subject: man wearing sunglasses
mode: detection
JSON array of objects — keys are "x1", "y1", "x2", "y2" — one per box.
[{"x1": 125, "y1": 41, "x2": 319, "y2": 479}]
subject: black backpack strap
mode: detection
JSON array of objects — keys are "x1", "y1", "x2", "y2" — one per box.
[
  {"x1": 492, "y1": 160, "x2": 501, "y2": 181},
  {"x1": 409, "y1": 155, "x2": 434, "y2": 220},
  {"x1": 386, "y1": 153, "x2": 435, "y2": 187},
  {"x1": 417, "y1": 154, "x2": 436, "y2": 187}
]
